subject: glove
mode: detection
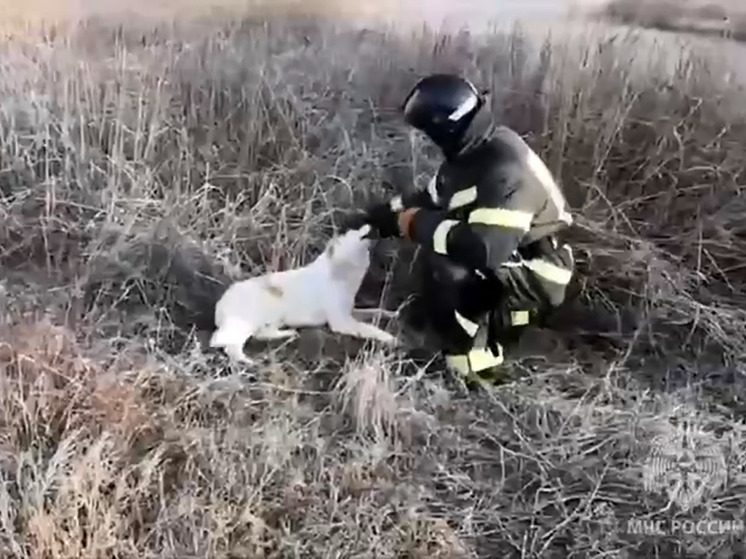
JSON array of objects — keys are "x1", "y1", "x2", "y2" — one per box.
[
  {"x1": 397, "y1": 208, "x2": 421, "y2": 241},
  {"x1": 364, "y1": 201, "x2": 401, "y2": 238},
  {"x1": 486, "y1": 308, "x2": 503, "y2": 358}
]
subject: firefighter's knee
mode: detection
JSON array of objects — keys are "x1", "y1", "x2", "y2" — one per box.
[
  {"x1": 546, "y1": 284, "x2": 569, "y2": 308},
  {"x1": 426, "y1": 252, "x2": 471, "y2": 285}
]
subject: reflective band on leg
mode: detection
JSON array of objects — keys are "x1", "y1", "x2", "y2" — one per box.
[
  {"x1": 524, "y1": 259, "x2": 573, "y2": 285},
  {"x1": 389, "y1": 195, "x2": 404, "y2": 212},
  {"x1": 454, "y1": 310, "x2": 480, "y2": 337},
  {"x1": 448, "y1": 186, "x2": 477, "y2": 210},
  {"x1": 510, "y1": 310, "x2": 530, "y2": 326},
  {"x1": 467, "y1": 346, "x2": 504, "y2": 372},
  {"x1": 445, "y1": 354, "x2": 471, "y2": 376},
  {"x1": 468, "y1": 208, "x2": 533, "y2": 231},
  {"x1": 432, "y1": 219, "x2": 459, "y2": 255},
  {"x1": 445, "y1": 346, "x2": 504, "y2": 377}
]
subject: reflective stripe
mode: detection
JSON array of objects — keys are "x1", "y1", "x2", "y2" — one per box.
[
  {"x1": 454, "y1": 310, "x2": 479, "y2": 337},
  {"x1": 448, "y1": 94, "x2": 478, "y2": 121},
  {"x1": 432, "y1": 219, "x2": 459, "y2": 255},
  {"x1": 562, "y1": 243, "x2": 575, "y2": 267},
  {"x1": 427, "y1": 174, "x2": 439, "y2": 205},
  {"x1": 468, "y1": 208, "x2": 533, "y2": 231},
  {"x1": 525, "y1": 259, "x2": 573, "y2": 285},
  {"x1": 448, "y1": 186, "x2": 477, "y2": 210},
  {"x1": 446, "y1": 346, "x2": 504, "y2": 375},
  {"x1": 525, "y1": 147, "x2": 573, "y2": 226},
  {"x1": 446, "y1": 354, "x2": 471, "y2": 375},
  {"x1": 389, "y1": 195, "x2": 404, "y2": 212},
  {"x1": 500, "y1": 259, "x2": 524, "y2": 269},
  {"x1": 500, "y1": 244, "x2": 573, "y2": 278},
  {"x1": 510, "y1": 310, "x2": 530, "y2": 326}
]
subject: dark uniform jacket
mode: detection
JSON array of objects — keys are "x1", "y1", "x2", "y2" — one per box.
[{"x1": 391, "y1": 122, "x2": 575, "y2": 318}]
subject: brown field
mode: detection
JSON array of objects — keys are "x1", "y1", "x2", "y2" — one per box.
[
  {"x1": 2, "y1": 3, "x2": 746, "y2": 558},
  {"x1": 601, "y1": 0, "x2": 746, "y2": 40}
]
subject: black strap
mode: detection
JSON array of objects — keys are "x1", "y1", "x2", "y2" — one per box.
[{"x1": 486, "y1": 308, "x2": 502, "y2": 357}]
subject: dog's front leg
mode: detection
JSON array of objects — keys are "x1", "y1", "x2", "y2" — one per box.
[
  {"x1": 254, "y1": 327, "x2": 299, "y2": 341},
  {"x1": 352, "y1": 308, "x2": 398, "y2": 320},
  {"x1": 225, "y1": 344, "x2": 256, "y2": 365},
  {"x1": 327, "y1": 310, "x2": 397, "y2": 345}
]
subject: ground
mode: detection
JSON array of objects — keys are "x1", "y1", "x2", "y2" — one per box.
[{"x1": 1, "y1": 3, "x2": 746, "y2": 559}]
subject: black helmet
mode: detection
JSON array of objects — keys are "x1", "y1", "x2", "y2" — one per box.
[{"x1": 402, "y1": 74, "x2": 484, "y2": 156}]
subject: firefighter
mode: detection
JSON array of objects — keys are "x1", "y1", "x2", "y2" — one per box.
[{"x1": 363, "y1": 73, "x2": 575, "y2": 385}]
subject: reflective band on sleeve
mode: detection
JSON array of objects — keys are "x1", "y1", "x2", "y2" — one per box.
[
  {"x1": 524, "y1": 259, "x2": 573, "y2": 285},
  {"x1": 389, "y1": 195, "x2": 404, "y2": 212},
  {"x1": 454, "y1": 310, "x2": 480, "y2": 337},
  {"x1": 525, "y1": 147, "x2": 573, "y2": 226},
  {"x1": 468, "y1": 207, "x2": 533, "y2": 231},
  {"x1": 448, "y1": 186, "x2": 478, "y2": 210},
  {"x1": 510, "y1": 310, "x2": 530, "y2": 326},
  {"x1": 432, "y1": 219, "x2": 459, "y2": 255}
]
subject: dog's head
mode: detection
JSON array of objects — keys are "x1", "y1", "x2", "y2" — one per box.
[{"x1": 325, "y1": 224, "x2": 373, "y2": 270}]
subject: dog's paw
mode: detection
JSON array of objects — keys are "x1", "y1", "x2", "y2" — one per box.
[
  {"x1": 377, "y1": 331, "x2": 398, "y2": 345},
  {"x1": 232, "y1": 355, "x2": 257, "y2": 366},
  {"x1": 254, "y1": 328, "x2": 300, "y2": 342},
  {"x1": 286, "y1": 329, "x2": 301, "y2": 340},
  {"x1": 224, "y1": 344, "x2": 256, "y2": 366}
]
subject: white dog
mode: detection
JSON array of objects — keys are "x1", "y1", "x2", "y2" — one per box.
[{"x1": 209, "y1": 224, "x2": 397, "y2": 364}]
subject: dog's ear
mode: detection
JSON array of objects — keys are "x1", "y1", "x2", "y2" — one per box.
[{"x1": 357, "y1": 224, "x2": 372, "y2": 239}]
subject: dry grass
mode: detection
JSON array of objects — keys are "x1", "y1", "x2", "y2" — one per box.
[
  {"x1": 2, "y1": 7, "x2": 746, "y2": 558},
  {"x1": 0, "y1": 0, "x2": 397, "y2": 36}
]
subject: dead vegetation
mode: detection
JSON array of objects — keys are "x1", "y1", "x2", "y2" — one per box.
[{"x1": 1, "y1": 8, "x2": 746, "y2": 558}]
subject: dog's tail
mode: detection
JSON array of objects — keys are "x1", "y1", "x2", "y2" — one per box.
[{"x1": 83, "y1": 222, "x2": 232, "y2": 334}]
